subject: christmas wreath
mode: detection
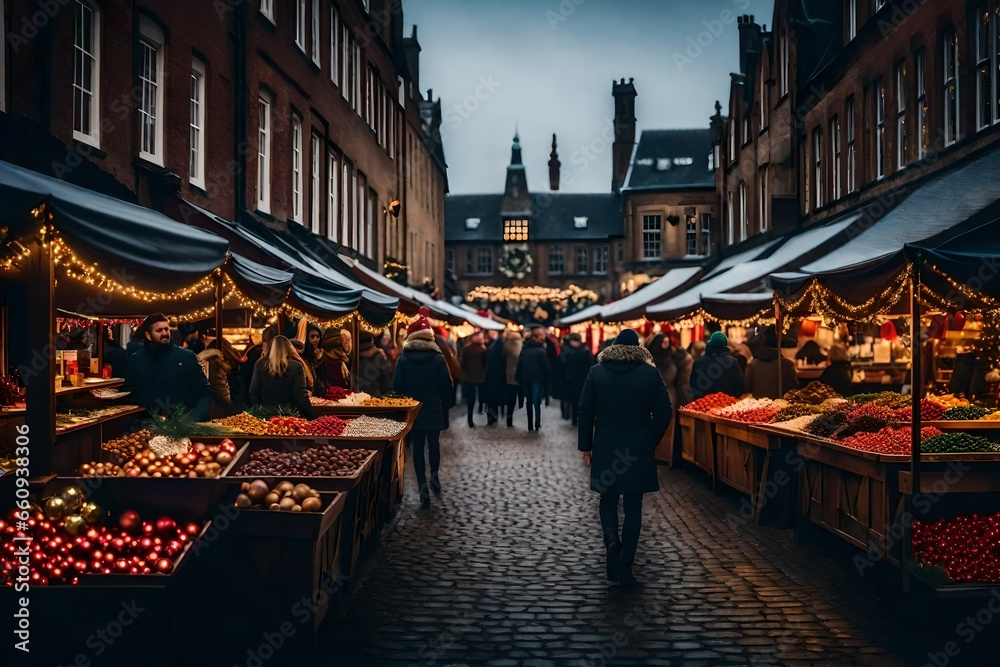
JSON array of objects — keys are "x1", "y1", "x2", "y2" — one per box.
[{"x1": 499, "y1": 247, "x2": 534, "y2": 280}]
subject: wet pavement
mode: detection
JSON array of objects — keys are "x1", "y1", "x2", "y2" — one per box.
[{"x1": 323, "y1": 401, "x2": 996, "y2": 666}]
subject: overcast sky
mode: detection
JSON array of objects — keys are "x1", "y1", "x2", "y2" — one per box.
[{"x1": 404, "y1": 0, "x2": 776, "y2": 194}]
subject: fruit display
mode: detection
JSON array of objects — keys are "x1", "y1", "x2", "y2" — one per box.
[
  {"x1": 324, "y1": 386, "x2": 353, "y2": 401},
  {"x1": 302, "y1": 415, "x2": 349, "y2": 436},
  {"x1": 913, "y1": 513, "x2": 1000, "y2": 583},
  {"x1": 983, "y1": 411, "x2": 1000, "y2": 421},
  {"x1": 268, "y1": 416, "x2": 309, "y2": 435},
  {"x1": 101, "y1": 429, "x2": 153, "y2": 461},
  {"x1": 684, "y1": 392, "x2": 739, "y2": 413},
  {"x1": 213, "y1": 413, "x2": 273, "y2": 435},
  {"x1": 711, "y1": 397, "x2": 782, "y2": 423},
  {"x1": 845, "y1": 403, "x2": 898, "y2": 422},
  {"x1": 837, "y1": 415, "x2": 891, "y2": 439},
  {"x1": 362, "y1": 395, "x2": 420, "y2": 407},
  {"x1": 771, "y1": 404, "x2": 824, "y2": 423},
  {"x1": 927, "y1": 393, "x2": 971, "y2": 409},
  {"x1": 804, "y1": 411, "x2": 848, "y2": 438},
  {"x1": 920, "y1": 433, "x2": 997, "y2": 454},
  {"x1": 850, "y1": 392, "x2": 911, "y2": 409},
  {"x1": 235, "y1": 480, "x2": 324, "y2": 512},
  {"x1": 1, "y1": 488, "x2": 199, "y2": 585},
  {"x1": 891, "y1": 400, "x2": 945, "y2": 422},
  {"x1": 309, "y1": 396, "x2": 341, "y2": 406},
  {"x1": 783, "y1": 381, "x2": 841, "y2": 405},
  {"x1": 341, "y1": 415, "x2": 407, "y2": 438},
  {"x1": 941, "y1": 405, "x2": 997, "y2": 421},
  {"x1": 837, "y1": 426, "x2": 942, "y2": 455},
  {"x1": 232, "y1": 446, "x2": 373, "y2": 477},
  {"x1": 79, "y1": 439, "x2": 239, "y2": 478}
]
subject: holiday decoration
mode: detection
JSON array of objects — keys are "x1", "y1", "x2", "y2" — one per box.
[{"x1": 498, "y1": 247, "x2": 534, "y2": 280}]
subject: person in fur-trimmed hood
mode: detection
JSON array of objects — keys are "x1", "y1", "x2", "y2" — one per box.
[
  {"x1": 578, "y1": 328, "x2": 672, "y2": 588},
  {"x1": 393, "y1": 308, "x2": 454, "y2": 508}
]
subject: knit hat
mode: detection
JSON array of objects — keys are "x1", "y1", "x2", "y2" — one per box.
[
  {"x1": 407, "y1": 307, "x2": 435, "y2": 342},
  {"x1": 612, "y1": 329, "x2": 640, "y2": 346},
  {"x1": 359, "y1": 335, "x2": 376, "y2": 351},
  {"x1": 320, "y1": 327, "x2": 345, "y2": 353},
  {"x1": 707, "y1": 331, "x2": 729, "y2": 347}
]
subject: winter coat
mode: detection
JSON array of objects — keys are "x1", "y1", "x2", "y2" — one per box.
[
  {"x1": 578, "y1": 344, "x2": 672, "y2": 495},
  {"x1": 124, "y1": 343, "x2": 212, "y2": 421},
  {"x1": 197, "y1": 349, "x2": 243, "y2": 420},
  {"x1": 103, "y1": 344, "x2": 130, "y2": 380},
  {"x1": 560, "y1": 343, "x2": 594, "y2": 405},
  {"x1": 502, "y1": 337, "x2": 523, "y2": 386},
  {"x1": 240, "y1": 343, "x2": 264, "y2": 406},
  {"x1": 436, "y1": 334, "x2": 463, "y2": 384},
  {"x1": 651, "y1": 346, "x2": 694, "y2": 409},
  {"x1": 458, "y1": 342, "x2": 488, "y2": 385},
  {"x1": 248, "y1": 357, "x2": 317, "y2": 419},
  {"x1": 357, "y1": 349, "x2": 393, "y2": 397},
  {"x1": 322, "y1": 354, "x2": 351, "y2": 392},
  {"x1": 691, "y1": 344, "x2": 746, "y2": 399},
  {"x1": 515, "y1": 339, "x2": 552, "y2": 386},
  {"x1": 819, "y1": 361, "x2": 853, "y2": 397},
  {"x1": 393, "y1": 338, "x2": 453, "y2": 431},
  {"x1": 745, "y1": 346, "x2": 799, "y2": 399},
  {"x1": 483, "y1": 338, "x2": 508, "y2": 407}
]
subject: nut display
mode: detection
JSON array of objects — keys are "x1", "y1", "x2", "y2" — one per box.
[
  {"x1": 213, "y1": 413, "x2": 273, "y2": 435},
  {"x1": 235, "y1": 479, "x2": 324, "y2": 512},
  {"x1": 782, "y1": 381, "x2": 841, "y2": 405},
  {"x1": 341, "y1": 415, "x2": 406, "y2": 438},
  {"x1": 80, "y1": 439, "x2": 239, "y2": 478},
  {"x1": 362, "y1": 396, "x2": 419, "y2": 407},
  {"x1": 233, "y1": 446, "x2": 373, "y2": 477},
  {"x1": 101, "y1": 429, "x2": 153, "y2": 461}
]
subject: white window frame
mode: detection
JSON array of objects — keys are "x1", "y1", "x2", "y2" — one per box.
[
  {"x1": 846, "y1": 97, "x2": 856, "y2": 192},
  {"x1": 259, "y1": 0, "x2": 274, "y2": 22},
  {"x1": 310, "y1": 0, "x2": 321, "y2": 65},
  {"x1": 138, "y1": 18, "x2": 165, "y2": 166},
  {"x1": 367, "y1": 190, "x2": 375, "y2": 258},
  {"x1": 641, "y1": 215, "x2": 662, "y2": 259},
  {"x1": 257, "y1": 92, "x2": 272, "y2": 213},
  {"x1": 476, "y1": 248, "x2": 493, "y2": 275},
  {"x1": 327, "y1": 152, "x2": 339, "y2": 242},
  {"x1": 701, "y1": 213, "x2": 712, "y2": 252},
  {"x1": 189, "y1": 58, "x2": 207, "y2": 190},
  {"x1": 352, "y1": 171, "x2": 360, "y2": 249},
  {"x1": 291, "y1": 114, "x2": 304, "y2": 223},
  {"x1": 813, "y1": 128, "x2": 823, "y2": 209},
  {"x1": 592, "y1": 246, "x2": 609, "y2": 275},
  {"x1": 728, "y1": 119, "x2": 736, "y2": 162},
  {"x1": 72, "y1": 0, "x2": 100, "y2": 146},
  {"x1": 575, "y1": 246, "x2": 588, "y2": 275},
  {"x1": 330, "y1": 6, "x2": 339, "y2": 85},
  {"x1": 916, "y1": 49, "x2": 928, "y2": 159},
  {"x1": 295, "y1": 0, "x2": 307, "y2": 52},
  {"x1": 686, "y1": 216, "x2": 698, "y2": 256},
  {"x1": 943, "y1": 27, "x2": 960, "y2": 146},
  {"x1": 975, "y1": 5, "x2": 1000, "y2": 130},
  {"x1": 830, "y1": 116, "x2": 841, "y2": 200},
  {"x1": 875, "y1": 78, "x2": 886, "y2": 178},
  {"x1": 310, "y1": 132, "x2": 321, "y2": 233},
  {"x1": 779, "y1": 31, "x2": 789, "y2": 97},
  {"x1": 353, "y1": 42, "x2": 362, "y2": 114},
  {"x1": 848, "y1": 0, "x2": 857, "y2": 41},
  {"x1": 341, "y1": 24, "x2": 350, "y2": 100},
  {"x1": 896, "y1": 62, "x2": 907, "y2": 169},
  {"x1": 727, "y1": 192, "x2": 734, "y2": 245},
  {"x1": 548, "y1": 246, "x2": 564, "y2": 275},
  {"x1": 738, "y1": 181, "x2": 748, "y2": 240}
]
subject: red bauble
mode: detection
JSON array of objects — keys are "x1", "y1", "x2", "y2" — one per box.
[
  {"x1": 115, "y1": 559, "x2": 129, "y2": 572},
  {"x1": 183, "y1": 522, "x2": 200, "y2": 537},
  {"x1": 154, "y1": 517, "x2": 176, "y2": 537},
  {"x1": 139, "y1": 537, "x2": 154, "y2": 551},
  {"x1": 141, "y1": 523, "x2": 155, "y2": 537},
  {"x1": 118, "y1": 510, "x2": 142, "y2": 534},
  {"x1": 155, "y1": 558, "x2": 174, "y2": 574},
  {"x1": 111, "y1": 537, "x2": 126, "y2": 553}
]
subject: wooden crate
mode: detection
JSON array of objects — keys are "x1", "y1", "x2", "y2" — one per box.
[{"x1": 678, "y1": 411, "x2": 717, "y2": 486}]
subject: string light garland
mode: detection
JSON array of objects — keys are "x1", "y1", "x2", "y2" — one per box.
[
  {"x1": 467, "y1": 284, "x2": 599, "y2": 305},
  {"x1": 921, "y1": 261, "x2": 1000, "y2": 311},
  {"x1": 773, "y1": 265, "x2": 912, "y2": 325},
  {"x1": 646, "y1": 307, "x2": 775, "y2": 329}
]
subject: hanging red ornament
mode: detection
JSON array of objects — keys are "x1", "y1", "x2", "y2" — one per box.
[
  {"x1": 952, "y1": 312, "x2": 967, "y2": 331},
  {"x1": 880, "y1": 321, "x2": 898, "y2": 342},
  {"x1": 799, "y1": 319, "x2": 819, "y2": 338},
  {"x1": 929, "y1": 314, "x2": 949, "y2": 340}
]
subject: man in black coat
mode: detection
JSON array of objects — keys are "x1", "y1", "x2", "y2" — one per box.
[
  {"x1": 690, "y1": 331, "x2": 746, "y2": 399},
  {"x1": 482, "y1": 334, "x2": 507, "y2": 425},
  {"x1": 124, "y1": 313, "x2": 212, "y2": 422},
  {"x1": 515, "y1": 325, "x2": 552, "y2": 431},
  {"x1": 393, "y1": 310, "x2": 454, "y2": 508},
  {"x1": 560, "y1": 333, "x2": 594, "y2": 426},
  {"x1": 579, "y1": 328, "x2": 672, "y2": 587}
]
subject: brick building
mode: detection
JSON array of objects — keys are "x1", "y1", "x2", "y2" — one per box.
[{"x1": 0, "y1": 0, "x2": 446, "y2": 290}]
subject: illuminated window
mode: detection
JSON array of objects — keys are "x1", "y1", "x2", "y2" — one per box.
[{"x1": 503, "y1": 218, "x2": 529, "y2": 242}]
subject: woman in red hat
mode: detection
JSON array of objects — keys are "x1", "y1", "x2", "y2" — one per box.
[{"x1": 393, "y1": 308, "x2": 454, "y2": 508}]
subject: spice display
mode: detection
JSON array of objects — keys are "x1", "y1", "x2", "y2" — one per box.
[
  {"x1": 341, "y1": 415, "x2": 406, "y2": 438},
  {"x1": 927, "y1": 394, "x2": 971, "y2": 409},
  {"x1": 913, "y1": 513, "x2": 1000, "y2": 583},
  {"x1": 213, "y1": 413, "x2": 273, "y2": 435},
  {"x1": 101, "y1": 429, "x2": 152, "y2": 461},
  {"x1": 235, "y1": 480, "x2": 324, "y2": 512},
  {"x1": 836, "y1": 415, "x2": 891, "y2": 439},
  {"x1": 684, "y1": 392, "x2": 739, "y2": 413},
  {"x1": 771, "y1": 404, "x2": 824, "y2": 423},
  {"x1": 850, "y1": 392, "x2": 911, "y2": 409},
  {"x1": 233, "y1": 446, "x2": 373, "y2": 477},
  {"x1": 837, "y1": 426, "x2": 942, "y2": 455},
  {"x1": 804, "y1": 412, "x2": 848, "y2": 438},
  {"x1": 941, "y1": 405, "x2": 997, "y2": 421},
  {"x1": 891, "y1": 400, "x2": 945, "y2": 422},
  {"x1": 846, "y1": 403, "x2": 898, "y2": 422},
  {"x1": 920, "y1": 433, "x2": 995, "y2": 454},
  {"x1": 302, "y1": 415, "x2": 349, "y2": 436},
  {"x1": 782, "y1": 381, "x2": 841, "y2": 405}
]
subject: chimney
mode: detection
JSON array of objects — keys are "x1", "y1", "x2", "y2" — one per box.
[
  {"x1": 548, "y1": 133, "x2": 560, "y2": 191},
  {"x1": 403, "y1": 26, "x2": 421, "y2": 97},
  {"x1": 612, "y1": 77, "x2": 637, "y2": 193},
  {"x1": 737, "y1": 15, "x2": 762, "y2": 75}
]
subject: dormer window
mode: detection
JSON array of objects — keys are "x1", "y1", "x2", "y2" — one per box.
[
  {"x1": 656, "y1": 158, "x2": 670, "y2": 171},
  {"x1": 465, "y1": 217, "x2": 481, "y2": 230},
  {"x1": 503, "y1": 218, "x2": 529, "y2": 241},
  {"x1": 574, "y1": 216, "x2": 588, "y2": 229}
]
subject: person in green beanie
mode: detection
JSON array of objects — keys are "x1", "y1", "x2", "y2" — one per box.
[{"x1": 690, "y1": 331, "x2": 746, "y2": 399}]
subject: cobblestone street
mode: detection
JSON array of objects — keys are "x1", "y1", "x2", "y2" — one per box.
[{"x1": 322, "y1": 403, "x2": 979, "y2": 666}]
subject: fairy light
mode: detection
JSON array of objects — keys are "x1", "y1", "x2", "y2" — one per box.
[
  {"x1": 466, "y1": 284, "x2": 599, "y2": 305},
  {"x1": 773, "y1": 265, "x2": 912, "y2": 324}
]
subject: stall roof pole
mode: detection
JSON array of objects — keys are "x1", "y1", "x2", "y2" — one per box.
[
  {"x1": 25, "y1": 237, "x2": 55, "y2": 479},
  {"x1": 214, "y1": 271, "x2": 224, "y2": 345},
  {"x1": 906, "y1": 261, "x2": 923, "y2": 592},
  {"x1": 350, "y1": 313, "x2": 360, "y2": 392}
]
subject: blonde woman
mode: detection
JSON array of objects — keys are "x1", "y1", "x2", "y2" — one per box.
[{"x1": 249, "y1": 335, "x2": 317, "y2": 419}]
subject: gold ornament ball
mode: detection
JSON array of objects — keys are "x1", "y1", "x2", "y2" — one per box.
[
  {"x1": 79, "y1": 502, "x2": 101, "y2": 525},
  {"x1": 62, "y1": 514, "x2": 87, "y2": 536},
  {"x1": 60, "y1": 486, "x2": 85, "y2": 512},
  {"x1": 44, "y1": 496, "x2": 68, "y2": 521}
]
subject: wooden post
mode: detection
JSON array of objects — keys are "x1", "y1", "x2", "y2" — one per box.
[
  {"x1": 905, "y1": 262, "x2": 922, "y2": 593},
  {"x1": 775, "y1": 308, "x2": 785, "y2": 397},
  {"x1": 350, "y1": 314, "x2": 361, "y2": 391},
  {"x1": 213, "y1": 271, "x2": 225, "y2": 345},
  {"x1": 25, "y1": 237, "x2": 55, "y2": 479}
]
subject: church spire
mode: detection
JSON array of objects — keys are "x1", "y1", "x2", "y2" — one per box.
[{"x1": 510, "y1": 131, "x2": 522, "y2": 166}]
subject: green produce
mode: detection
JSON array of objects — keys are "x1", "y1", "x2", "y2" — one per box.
[
  {"x1": 941, "y1": 405, "x2": 997, "y2": 421},
  {"x1": 836, "y1": 415, "x2": 891, "y2": 439},
  {"x1": 920, "y1": 433, "x2": 994, "y2": 454},
  {"x1": 805, "y1": 411, "x2": 847, "y2": 438},
  {"x1": 850, "y1": 392, "x2": 910, "y2": 409},
  {"x1": 772, "y1": 404, "x2": 823, "y2": 423}
]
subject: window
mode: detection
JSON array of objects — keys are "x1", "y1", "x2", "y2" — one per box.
[
  {"x1": 446, "y1": 249, "x2": 455, "y2": 273},
  {"x1": 875, "y1": 78, "x2": 886, "y2": 178},
  {"x1": 727, "y1": 120, "x2": 736, "y2": 162},
  {"x1": 742, "y1": 110, "x2": 750, "y2": 145},
  {"x1": 576, "y1": 247, "x2": 588, "y2": 274},
  {"x1": 367, "y1": 191, "x2": 376, "y2": 258},
  {"x1": 353, "y1": 171, "x2": 362, "y2": 249},
  {"x1": 641, "y1": 215, "x2": 661, "y2": 259},
  {"x1": 295, "y1": 0, "x2": 307, "y2": 51},
  {"x1": 353, "y1": 41, "x2": 361, "y2": 113},
  {"x1": 896, "y1": 62, "x2": 907, "y2": 169},
  {"x1": 260, "y1": 0, "x2": 273, "y2": 21},
  {"x1": 760, "y1": 76, "x2": 769, "y2": 129},
  {"x1": 257, "y1": 92, "x2": 272, "y2": 213},
  {"x1": 874, "y1": 0, "x2": 886, "y2": 11},
  {"x1": 738, "y1": 181, "x2": 748, "y2": 241},
  {"x1": 758, "y1": 168, "x2": 769, "y2": 232},
  {"x1": 291, "y1": 115, "x2": 303, "y2": 223},
  {"x1": 943, "y1": 27, "x2": 960, "y2": 145},
  {"x1": 341, "y1": 160, "x2": 350, "y2": 243},
  {"x1": 846, "y1": 97, "x2": 856, "y2": 192},
  {"x1": 847, "y1": 0, "x2": 857, "y2": 41},
  {"x1": 779, "y1": 31, "x2": 789, "y2": 97},
  {"x1": 726, "y1": 192, "x2": 734, "y2": 245},
  {"x1": 464, "y1": 248, "x2": 473, "y2": 274},
  {"x1": 476, "y1": 248, "x2": 493, "y2": 275},
  {"x1": 548, "y1": 246, "x2": 564, "y2": 275},
  {"x1": 138, "y1": 19, "x2": 165, "y2": 165},
  {"x1": 916, "y1": 49, "x2": 928, "y2": 159},
  {"x1": 310, "y1": 133, "x2": 321, "y2": 233},
  {"x1": 975, "y1": 5, "x2": 1000, "y2": 129},
  {"x1": 503, "y1": 219, "x2": 529, "y2": 242},
  {"x1": 327, "y1": 152, "x2": 339, "y2": 242},
  {"x1": 830, "y1": 116, "x2": 841, "y2": 200},
  {"x1": 812, "y1": 129, "x2": 823, "y2": 209},
  {"x1": 341, "y1": 24, "x2": 350, "y2": 100},
  {"x1": 73, "y1": 1, "x2": 100, "y2": 146},
  {"x1": 592, "y1": 247, "x2": 609, "y2": 274},
  {"x1": 311, "y1": 0, "x2": 321, "y2": 65},
  {"x1": 188, "y1": 59, "x2": 207, "y2": 189},
  {"x1": 701, "y1": 213, "x2": 712, "y2": 253},
  {"x1": 330, "y1": 7, "x2": 339, "y2": 85},
  {"x1": 686, "y1": 215, "x2": 698, "y2": 256}
]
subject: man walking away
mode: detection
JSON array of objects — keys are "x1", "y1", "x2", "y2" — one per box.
[
  {"x1": 515, "y1": 324, "x2": 552, "y2": 431},
  {"x1": 458, "y1": 332, "x2": 488, "y2": 428},
  {"x1": 560, "y1": 333, "x2": 594, "y2": 426},
  {"x1": 502, "y1": 330, "x2": 523, "y2": 428},
  {"x1": 578, "y1": 328, "x2": 672, "y2": 587}
]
